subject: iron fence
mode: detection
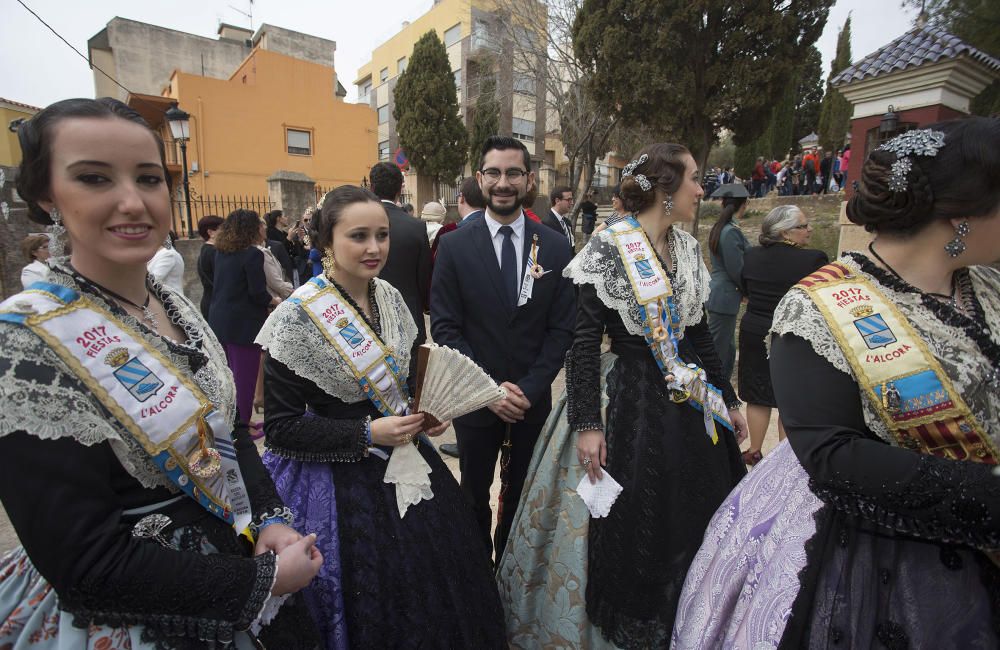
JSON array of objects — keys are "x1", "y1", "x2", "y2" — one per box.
[{"x1": 171, "y1": 194, "x2": 274, "y2": 238}]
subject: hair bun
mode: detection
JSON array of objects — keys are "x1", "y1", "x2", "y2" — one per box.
[
  {"x1": 618, "y1": 175, "x2": 652, "y2": 213},
  {"x1": 846, "y1": 149, "x2": 933, "y2": 233}
]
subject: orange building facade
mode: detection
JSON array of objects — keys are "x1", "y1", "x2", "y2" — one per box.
[{"x1": 131, "y1": 48, "x2": 377, "y2": 209}]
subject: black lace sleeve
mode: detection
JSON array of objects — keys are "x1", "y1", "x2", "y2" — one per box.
[
  {"x1": 684, "y1": 312, "x2": 740, "y2": 406},
  {"x1": 262, "y1": 354, "x2": 369, "y2": 462},
  {"x1": 772, "y1": 333, "x2": 1000, "y2": 550},
  {"x1": 566, "y1": 283, "x2": 606, "y2": 432},
  {"x1": 0, "y1": 432, "x2": 276, "y2": 644}
]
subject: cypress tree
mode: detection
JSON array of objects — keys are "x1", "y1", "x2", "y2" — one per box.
[
  {"x1": 817, "y1": 16, "x2": 853, "y2": 152},
  {"x1": 393, "y1": 30, "x2": 468, "y2": 190}
]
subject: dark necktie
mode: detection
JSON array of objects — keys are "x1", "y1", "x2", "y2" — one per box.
[{"x1": 499, "y1": 225, "x2": 518, "y2": 307}]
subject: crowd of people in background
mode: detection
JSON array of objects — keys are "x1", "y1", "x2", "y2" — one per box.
[{"x1": 702, "y1": 144, "x2": 851, "y2": 199}]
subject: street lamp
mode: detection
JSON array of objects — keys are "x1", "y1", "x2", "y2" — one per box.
[
  {"x1": 165, "y1": 105, "x2": 193, "y2": 238},
  {"x1": 879, "y1": 105, "x2": 899, "y2": 137}
]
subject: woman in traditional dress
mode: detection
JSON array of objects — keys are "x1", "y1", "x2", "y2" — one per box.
[
  {"x1": 673, "y1": 117, "x2": 1000, "y2": 648},
  {"x1": 256, "y1": 185, "x2": 506, "y2": 649},
  {"x1": 737, "y1": 206, "x2": 828, "y2": 465},
  {"x1": 0, "y1": 97, "x2": 321, "y2": 649},
  {"x1": 498, "y1": 143, "x2": 748, "y2": 649}
]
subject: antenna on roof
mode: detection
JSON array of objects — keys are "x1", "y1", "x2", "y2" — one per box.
[{"x1": 228, "y1": 0, "x2": 253, "y2": 31}]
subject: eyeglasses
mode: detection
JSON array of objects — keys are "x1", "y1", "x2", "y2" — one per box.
[
  {"x1": 481, "y1": 168, "x2": 528, "y2": 183},
  {"x1": 558, "y1": 195, "x2": 573, "y2": 202}
]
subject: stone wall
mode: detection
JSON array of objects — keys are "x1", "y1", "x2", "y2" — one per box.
[
  {"x1": 1, "y1": 165, "x2": 39, "y2": 299},
  {"x1": 267, "y1": 171, "x2": 317, "y2": 225}
]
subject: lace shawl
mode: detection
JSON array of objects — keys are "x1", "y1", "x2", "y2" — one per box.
[
  {"x1": 0, "y1": 265, "x2": 237, "y2": 490},
  {"x1": 563, "y1": 225, "x2": 711, "y2": 336},
  {"x1": 255, "y1": 278, "x2": 418, "y2": 404},
  {"x1": 771, "y1": 255, "x2": 1000, "y2": 450}
]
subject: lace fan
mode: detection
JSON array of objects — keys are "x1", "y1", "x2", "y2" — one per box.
[{"x1": 413, "y1": 344, "x2": 506, "y2": 426}]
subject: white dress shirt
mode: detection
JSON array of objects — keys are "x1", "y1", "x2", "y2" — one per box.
[
  {"x1": 147, "y1": 247, "x2": 186, "y2": 293},
  {"x1": 550, "y1": 209, "x2": 575, "y2": 247},
  {"x1": 20, "y1": 260, "x2": 48, "y2": 290},
  {"x1": 484, "y1": 210, "x2": 525, "y2": 282}
]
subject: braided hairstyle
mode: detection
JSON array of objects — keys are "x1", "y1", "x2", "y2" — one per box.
[{"x1": 847, "y1": 117, "x2": 1000, "y2": 235}]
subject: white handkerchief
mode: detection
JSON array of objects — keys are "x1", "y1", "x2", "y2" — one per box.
[
  {"x1": 575, "y1": 471, "x2": 623, "y2": 518},
  {"x1": 383, "y1": 442, "x2": 434, "y2": 518}
]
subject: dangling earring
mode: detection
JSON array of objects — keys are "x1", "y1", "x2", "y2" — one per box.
[
  {"x1": 48, "y1": 207, "x2": 67, "y2": 258},
  {"x1": 322, "y1": 249, "x2": 337, "y2": 278},
  {"x1": 663, "y1": 195, "x2": 673, "y2": 216},
  {"x1": 944, "y1": 220, "x2": 970, "y2": 258},
  {"x1": 163, "y1": 233, "x2": 174, "y2": 250}
]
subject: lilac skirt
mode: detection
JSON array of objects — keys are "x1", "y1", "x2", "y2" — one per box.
[{"x1": 671, "y1": 440, "x2": 822, "y2": 649}]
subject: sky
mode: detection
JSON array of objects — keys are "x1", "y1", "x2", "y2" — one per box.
[{"x1": 1, "y1": 0, "x2": 920, "y2": 109}]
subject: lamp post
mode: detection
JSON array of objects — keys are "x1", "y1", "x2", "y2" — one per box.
[{"x1": 165, "y1": 105, "x2": 193, "y2": 238}]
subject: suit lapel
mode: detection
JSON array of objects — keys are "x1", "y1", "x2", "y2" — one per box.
[
  {"x1": 515, "y1": 221, "x2": 541, "y2": 314},
  {"x1": 471, "y1": 218, "x2": 512, "y2": 315}
]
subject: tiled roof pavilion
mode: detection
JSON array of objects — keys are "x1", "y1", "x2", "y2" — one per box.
[{"x1": 832, "y1": 24, "x2": 1000, "y2": 87}]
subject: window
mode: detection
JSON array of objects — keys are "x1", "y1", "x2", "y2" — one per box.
[
  {"x1": 513, "y1": 74, "x2": 533, "y2": 94},
  {"x1": 359, "y1": 80, "x2": 372, "y2": 104},
  {"x1": 453, "y1": 69, "x2": 461, "y2": 90},
  {"x1": 512, "y1": 117, "x2": 535, "y2": 143},
  {"x1": 286, "y1": 128, "x2": 312, "y2": 155},
  {"x1": 397, "y1": 57, "x2": 408, "y2": 74},
  {"x1": 380, "y1": 67, "x2": 389, "y2": 83},
  {"x1": 378, "y1": 105, "x2": 389, "y2": 124},
  {"x1": 444, "y1": 23, "x2": 462, "y2": 47},
  {"x1": 378, "y1": 140, "x2": 390, "y2": 160}
]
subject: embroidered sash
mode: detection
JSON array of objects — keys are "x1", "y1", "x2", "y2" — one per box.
[
  {"x1": 608, "y1": 217, "x2": 733, "y2": 442},
  {"x1": 287, "y1": 276, "x2": 432, "y2": 516},
  {"x1": 0, "y1": 283, "x2": 254, "y2": 530},
  {"x1": 289, "y1": 276, "x2": 409, "y2": 417},
  {"x1": 799, "y1": 263, "x2": 997, "y2": 464}
]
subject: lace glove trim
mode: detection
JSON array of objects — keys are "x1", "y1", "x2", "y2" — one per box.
[
  {"x1": 809, "y1": 454, "x2": 1000, "y2": 550},
  {"x1": 264, "y1": 413, "x2": 369, "y2": 463},
  {"x1": 566, "y1": 346, "x2": 604, "y2": 433}
]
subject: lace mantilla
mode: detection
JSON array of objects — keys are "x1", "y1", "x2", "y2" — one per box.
[
  {"x1": 256, "y1": 278, "x2": 418, "y2": 404},
  {"x1": 0, "y1": 266, "x2": 237, "y2": 490},
  {"x1": 770, "y1": 254, "x2": 1000, "y2": 450},
  {"x1": 564, "y1": 224, "x2": 710, "y2": 336}
]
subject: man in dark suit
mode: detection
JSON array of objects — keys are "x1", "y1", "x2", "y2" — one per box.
[
  {"x1": 432, "y1": 135, "x2": 576, "y2": 560},
  {"x1": 455, "y1": 175, "x2": 486, "y2": 229},
  {"x1": 542, "y1": 185, "x2": 575, "y2": 249},
  {"x1": 370, "y1": 162, "x2": 432, "y2": 386}
]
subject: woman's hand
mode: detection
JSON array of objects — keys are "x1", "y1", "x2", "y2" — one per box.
[
  {"x1": 424, "y1": 419, "x2": 451, "y2": 437},
  {"x1": 576, "y1": 429, "x2": 607, "y2": 484},
  {"x1": 254, "y1": 523, "x2": 301, "y2": 556},
  {"x1": 729, "y1": 408, "x2": 748, "y2": 445},
  {"x1": 370, "y1": 414, "x2": 425, "y2": 446},
  {"x1": 272, "y1": 533, "x2": 323, "y2": 596}
]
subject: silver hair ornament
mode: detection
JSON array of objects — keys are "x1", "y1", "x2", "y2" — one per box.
[
  {"x1": 48, "y1": 207, "x2": 68, "y2": 258},
  {"x1": 622, "y1": 154, "x2": 652, "y2": 191},
  {"x1": 878, "y1": 129, "x2": 945, "y2": 194}
]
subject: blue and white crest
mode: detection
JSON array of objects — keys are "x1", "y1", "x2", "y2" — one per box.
[
  {"x1": 854, "y1": 313, "x2": 897, "y2": 349},
  {"x1": 634, "y1": 258, "x2": 654, "y2": 280},
  {"x1": 112, "y1": 357, "x2": 164, "y2": 401},
  {"x1": 339, "y1": 322, "x2": 366, "y2": 349}
]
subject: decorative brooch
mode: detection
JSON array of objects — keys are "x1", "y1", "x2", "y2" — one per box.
[
  {"x1": 529, "y1": 233, "x2": 545, "y2": 279},
  {"x1": 877, "y1": 128, "x2": 945, "y2": 193},
  {"x1": 622, "y1": 153, "x2": 652, "y2": 191}
]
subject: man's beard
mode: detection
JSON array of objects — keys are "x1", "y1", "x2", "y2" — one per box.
[{"x1": 486, "y1": 189, "x2": 524, "y2": 217}]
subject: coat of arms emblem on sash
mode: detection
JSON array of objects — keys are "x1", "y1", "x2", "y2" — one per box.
[
  {"x1": 104, "y1": 347, "x2": 164, "y2": 402},
  {"x1": 634, "y1": 253, "x2": 655, "y2": 280},
  {"x1": 336, "y1": 316, "x2": 365, "y2": 349},
  {"x1": 851, "y1": 305, "x2": 897, "y2": 349}
]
